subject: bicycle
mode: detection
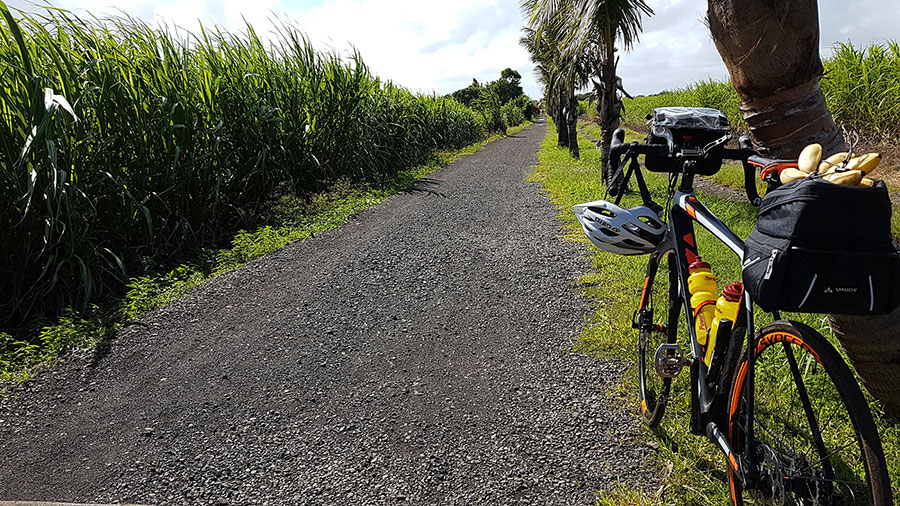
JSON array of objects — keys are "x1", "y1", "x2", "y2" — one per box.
[{"x1": 575, "y1": 125, "x2": 893, "y2": 505}]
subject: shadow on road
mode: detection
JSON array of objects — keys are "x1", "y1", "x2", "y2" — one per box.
[{"x1": 404, "y1": 177, "x2": 445, "y2": 197}]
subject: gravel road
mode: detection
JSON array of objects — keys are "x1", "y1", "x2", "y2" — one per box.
[{"x1": 0, "y1": 120, "x2": 655, "y2": 505}]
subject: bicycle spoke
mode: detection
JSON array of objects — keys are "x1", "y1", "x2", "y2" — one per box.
[
  {"x1": 813, "y1": 438, "x2": 862, "y2": 470},
  {"x1": 783, "y1": 341, "x2": 834, "y2": 482}
]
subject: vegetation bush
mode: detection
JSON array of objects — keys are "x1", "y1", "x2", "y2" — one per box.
[
  {"x1": 501, "y1": 102, "x2": 526, "y2": 127},
  {"x1": 621, "y1": 80, "x2": 739, "y2": 129},
  {"x1": 579, "y1": 99, "x2": 596, "y2": 120},
  {"x1": 508, "y1": 95, "x2": 538, "y2": 121},
  {"x1": 0, "y1": 4, "x2": 485, "y2": 331},
  {"x1": 450, "y1": 68, "x2": 534, "y2": 132},
  {"x1": 473, "y1": 87, "x2": 507, "y2": 134},
  {"x1": 576, "y1": 100, "x2": 588, "y2": 116},
  {"x1": 822, "y1": 41, "x2": 900, "y2": 141}
]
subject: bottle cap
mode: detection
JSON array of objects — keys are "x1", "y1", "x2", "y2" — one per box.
[
  {"x1": 723, "y1": 282, "x2": 744, "y2": 302},
  {"x1": 689, "y1": 258, "x2": 711, "y2": 271}
]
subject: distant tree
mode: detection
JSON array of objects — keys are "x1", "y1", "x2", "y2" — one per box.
[
  {"x1": 451, "y1": 78, "x2": 482, "y2": 107},
  {"x1": 451, "y1": 70, "x2": 527, "y2": 108},
  {"x1": 449, "y1": 70, "x2": 532, "y2": 135},
  {"x1": 522, "y1": 2, "x2": 596, "y2": 159},
  {"x1": 473, "y1": 86, "x2": 507, "y2": 134},
  {"x1": 509, "y1": 95, "x2": 538, "y2": 121},
  {"x1": 495, "y1": 68, "x2": 524, "y2": 105}
]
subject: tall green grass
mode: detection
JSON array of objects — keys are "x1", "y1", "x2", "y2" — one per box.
[
  {"x1": 621, "y1": 79, "x2": 741, "y2": 130},
  {"x1": 0, "y1": 3, "x2": 484, "y2": 331},
  {"x1": 620, "y1": 40, "x2": 900, "y2": 141},
  {"x1": 822, "y1": 41, "x2": 900, "y2": 141}
]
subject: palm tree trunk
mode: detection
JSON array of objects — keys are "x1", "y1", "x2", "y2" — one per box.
[
  {"x1": 829, "y1": 311, "x2": 900, "y2": 419},
  {"x1": 600, "y1": 124, "x2": 616, "y2": 185},
  {"x1": 598, "y1": 25, "x2": 620, "y2": 187},
  {"x1": 708, "y1": 0, "x2": 900, "y2": 419},
  {"x1": 557, "y1": 86, "x2": 569, "y2": 148},
  {"x1": 567, "y1": 95, "x2": 580, "y2": 159},
  {"x1": 706, "y1": 0, "x2": 844, "y2": 158},
  {"x1": 738, "y1": 80, "x2": 844, "y2": 157}
]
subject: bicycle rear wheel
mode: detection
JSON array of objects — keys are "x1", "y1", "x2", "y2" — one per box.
[
  {"x1": 727, "y1": 320, "x2": 892, "y2": 505},
  {"x1": 637, "y1": 250, "x2": 680, "y2": 427}
]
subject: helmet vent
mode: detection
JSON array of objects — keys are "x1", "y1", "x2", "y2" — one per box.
[
  {"x1": 589, "y1": 206, "x2": 616, "y2": 217},
  {"x1": 638, "y1": 215, "x2": 662, "y2": 229}
]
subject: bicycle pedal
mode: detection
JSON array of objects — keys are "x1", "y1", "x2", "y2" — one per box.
[{"x1": 655, "y1": 343, "x2": 690, "y2": 378}]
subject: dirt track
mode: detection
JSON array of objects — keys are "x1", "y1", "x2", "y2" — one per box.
[{"x1": 0, "y1": 120, "x2": 654, "y2": 505}]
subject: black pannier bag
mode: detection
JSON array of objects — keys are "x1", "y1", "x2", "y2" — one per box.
[
  {"x1": 645, "y1": 107, "x2": 731, "y2": 175},
  {"x1": 743, "y1": 176, "x2": 900, "y2": 315}
]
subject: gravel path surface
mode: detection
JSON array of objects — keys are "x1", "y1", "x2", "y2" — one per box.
[{"x1": 0, "y1": 120, "x2": 655, "y2": 505}]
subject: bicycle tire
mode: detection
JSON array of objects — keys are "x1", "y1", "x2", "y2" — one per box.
[
  {"x1": 727, "y1": 320, "x2": 892, "y2": 505},
  {"x1": 637, "y1": 250, "x2": 680, "y2": 427}
]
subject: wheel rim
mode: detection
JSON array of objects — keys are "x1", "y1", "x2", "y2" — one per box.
[{"x1": 729, "y1": 328, "x2": 878, "y2": 505}]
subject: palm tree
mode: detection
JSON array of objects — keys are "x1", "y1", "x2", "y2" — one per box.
[
  {"x1": 520, "y1": 26, "x2": 571, "y2": 150},
  {"x1": 525, "y1": 0, "x2": 652, "y2": 172},
  {"x1": 520, "y1": 9, "x2": 588, "y2": 157},
  {"x1": 706, "y1": 0, "x2": 900, "y2": 419}
]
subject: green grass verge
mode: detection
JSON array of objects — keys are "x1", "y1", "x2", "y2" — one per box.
[
  {"x1": 528, "y1": 122, "x2": 900, "y2": 504},
  {"x1": 0, "y1": 124, "x2": 528, "y2": 384}
]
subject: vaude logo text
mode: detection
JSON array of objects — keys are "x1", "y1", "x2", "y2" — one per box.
[{"x1": 824, "y1": 287, "x2": 857, "y2": 294}]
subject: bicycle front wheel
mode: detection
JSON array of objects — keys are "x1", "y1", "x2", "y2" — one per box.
[
  {"x1": 727, "y1": 320, "x2": 892, "y2": 505},
  {"x1": 637, "y1": 250, "x2": 680, "y2": 427}
]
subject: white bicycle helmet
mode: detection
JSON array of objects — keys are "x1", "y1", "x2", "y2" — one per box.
[{"x1": 573, "y1": 200, "x2": 666, "y2": 255}]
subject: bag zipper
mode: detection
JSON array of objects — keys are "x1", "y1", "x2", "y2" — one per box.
[{"x1": 763, "y1": 249, "x2": 778, "y2": 280}]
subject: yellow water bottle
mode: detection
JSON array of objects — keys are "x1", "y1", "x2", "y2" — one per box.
[
  {"x1": 705, "y1": 282, "x2": 743, "y2": 366},
  {"x1": 687, "y1": 258, "x2": 717, "y2": 348}
]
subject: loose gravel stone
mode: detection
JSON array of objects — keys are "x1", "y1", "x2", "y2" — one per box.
[{"x1": 0, "y1": 120, "x2": 657, "y2": 504}]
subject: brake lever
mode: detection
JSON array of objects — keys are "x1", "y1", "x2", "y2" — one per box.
[
  {"x1": 701, "y1": 133, "x2": 733, "y2": 157},
  {"x1": 738, "y1": 136, "x2": 762, "y2": 206},
  {"x1": 743, "y1": 160, "x2": 762, "y2": 206}
]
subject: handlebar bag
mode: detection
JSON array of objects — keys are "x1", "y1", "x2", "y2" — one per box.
[
  {"x1": 645, "y1": 107, "x2": 731, "y2": 175},
  {"x1": 742, "y1": 175, "x2": 900, "y2": 315}
]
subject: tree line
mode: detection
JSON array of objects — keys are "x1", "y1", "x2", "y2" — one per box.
[{"x1": 449, "y1": 68, "x2": 539, "y2": 133}]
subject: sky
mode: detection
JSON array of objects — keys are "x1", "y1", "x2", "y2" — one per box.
[{"x1": 6, "y1": 0, "x2": 900, "y2": 99}]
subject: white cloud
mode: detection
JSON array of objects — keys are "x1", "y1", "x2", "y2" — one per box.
[
  {"x1": 6, "y1": 0, "x2": 536, "y2": 97},
  {"x1": 286, "y1": 0, "x2": 533, "y2": 95},
  {"x1": 617, "y1": 0, "x2": 727, "y2": 96}
]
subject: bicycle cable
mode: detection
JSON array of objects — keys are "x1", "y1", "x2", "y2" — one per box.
[{"x1": 663, "y1": 171, "x2": 678, "y2": 223}]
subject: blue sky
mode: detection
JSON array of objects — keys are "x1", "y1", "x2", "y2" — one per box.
[{"x1": 7, "y1": 0, "x2": 900, "y2": 99}]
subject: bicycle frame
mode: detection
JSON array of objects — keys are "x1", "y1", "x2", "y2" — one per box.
[
  {"x1": 665, "y1": 189, "x2": 750, "y2": 369},
  {"x1": 647, "y1": 180, "x2": 759, "y2": 479}
]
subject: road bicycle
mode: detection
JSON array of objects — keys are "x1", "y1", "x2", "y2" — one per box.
[{"x1": 578, "y1": 127, "x2": 893, "y2": 505}]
